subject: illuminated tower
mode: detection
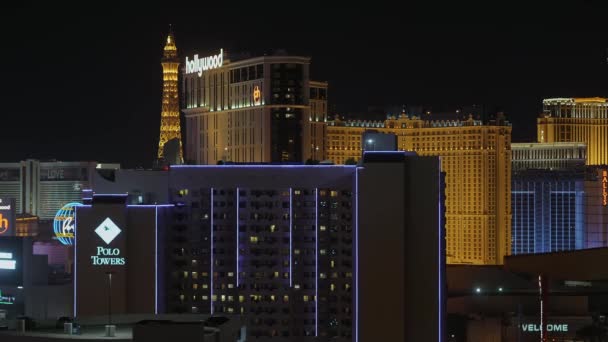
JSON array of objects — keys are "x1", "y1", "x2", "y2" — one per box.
[{"x1": 158, "y1": 29, "x2": 183, "y2": 163}]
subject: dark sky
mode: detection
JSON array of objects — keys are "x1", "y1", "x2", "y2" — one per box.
[{"x1": 2, "y1": 6, "x2": 608, "y2": 168}]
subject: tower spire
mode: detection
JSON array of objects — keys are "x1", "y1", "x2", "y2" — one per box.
[{"x1": 157, "y1": 28, "x2": 183, "y2": 164}]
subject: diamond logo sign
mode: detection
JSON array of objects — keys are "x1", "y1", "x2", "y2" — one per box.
[{"x1": 94, "y1": 218, "x2": 121, "y2": 245}]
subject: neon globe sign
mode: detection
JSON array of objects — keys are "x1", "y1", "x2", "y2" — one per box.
[{"x1": 53, "y1": 202, "x2": 82, "y2": 245}]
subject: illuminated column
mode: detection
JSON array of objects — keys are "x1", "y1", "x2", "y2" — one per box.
[{"x1": 158, "y1": 29, "x2": 184, "y2": 163}]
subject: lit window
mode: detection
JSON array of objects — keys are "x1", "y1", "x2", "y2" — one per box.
[
  {"x1": 228, "y1": 272, "x2": 234, "y2": 277},
  {"x1": 283, "y1": 295, "x2": 289, "y2": 302},
  {"x1": 202, "y1": 295, "x2": 208, "y2": 300},
  {"x1": 294, "y1": 249, "x2": 300, "y2": 255},
  {"x1": 330, "y1": 284, "x2": 335, "y2": 292},
  {"x1": 294, "y1": 284, "x2": 300, "y2": 289},
  {"x1": 250, "y1": 236, "x2": 258, "y2": 243},
  {"x1": 193, "y1": 284, "x2": 198, "y2": 290},
  {"x1": 320, "y1": 249, "x2": 326, "y2": 255},
  {"x1": 192, "y1": 272, "x2": 198, "y2": 279},
  {"x1": 221, "y1": 295, "x2": 226, "y2": 302},
  {"x1": 212, "y1": 295, "x2": 217, "y2": 302},
  {"x1": 330, "y1": 260, "x2": 335, "y2": 268},
  {"x1": 303, "y1": 295, "x2": 309, "y2": 302},
  {"x1": 270, "y1": 225, "x2": 276, "y2": 232},
  {"x1": 320, "y1": 225, "x2": 326, "y2": 231},
  {"x1": 274, "y1": 271, "x2": 279, "y2": 278},
  {"x1": 239, "y1": 295, "x2": 244, "y2": 303},
  {"x1": 203, "y1": 284, "x2": 208, "y2": 289}
]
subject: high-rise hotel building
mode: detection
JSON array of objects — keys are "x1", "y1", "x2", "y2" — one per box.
[
  {"x1": 88, "y1": 152, "x2": 446, "y2": 342},
  {"x1": 511, "y1": 143, "x2": 586, "y2": 255},
  {"x1": 538, "y1": 97, "x2": 608, "y2": 165},
  {"x1": 326, "y1": 114, "x2": 512, "y2": 265},
  {"x1": 182, "y1": 49, "x2": 328, "y2": 164}
]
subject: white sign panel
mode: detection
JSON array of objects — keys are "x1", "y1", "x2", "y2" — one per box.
[{"x1": 185, "y1": 49, "x2": 224, "y2": 76}]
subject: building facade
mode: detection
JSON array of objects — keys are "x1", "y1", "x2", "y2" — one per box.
[
  {"x1": 584, "y1": 167, "x2": 608, "y2": 248},
  {"x1": 326, "y1": 114, "x2": 512, "y2": 265},
  {"x1": 183, "y1": 50, "x2": 327, "y2": 164},
  {"x1": 86, "y1": 153, "x2": 446, "y2": 341},
  {"x1": 0, "y1": 160, "x2": 119, "y2": 220},
  {"x1": 538, "y1": 97, "x2": 608, "y2": 165},
  {"x1": 511, "y1": 143, "x2": 586, "y2": 255}
]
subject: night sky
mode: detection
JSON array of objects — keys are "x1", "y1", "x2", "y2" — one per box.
[{"x1": 2, "y1": 7, "x2": 608, "y2": 168}]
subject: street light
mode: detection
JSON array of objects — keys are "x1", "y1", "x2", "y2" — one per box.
[
  {"x1": 105, "y1": 271, "x2": 116, "y2": 337},
  {"x1": 367, "y1": 139, "x2": 375, "y2": 151}
]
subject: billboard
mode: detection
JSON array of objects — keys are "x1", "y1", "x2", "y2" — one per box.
[
  {"x1": 40, "y1": 167, "x2": 88, "y2": 181},
  {"x1": 0, "y1": 198, "x2": 16, "y2": 237},
  {"x1": 0, "y1": 238, "x2": 23, "y2": 286}
]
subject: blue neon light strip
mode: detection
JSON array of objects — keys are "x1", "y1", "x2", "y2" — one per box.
[
  {"x1": 210, "y1": 188, "x2": 214, "y2": 315},
  {"x1": 355, "y1": 168, "x2": 359, "y2": 342},
  {"x1": 155, "y1": 206, "x2": 158, "y2": 314},
  {"x1": 74, "y1": 206, "x2": 78, "y2": 317},
  {"x1": 236, "y1": 187, "x2": 239, "y2": 288},
  {"x1": 315, "y1": 187, "x2": 319, "y2": 337},
  {"x1": 127, "y1": 204, "x2": 174, "y2": 208},
  {"x1": 438, "y1": 160, "x2": 442, "y2": 342},
  {"x1": 171, "y1": 165, "x2": 355, "y2": 168},
  {"x1": 289, "y1": 188, "x2": 293, "y2": 288}
]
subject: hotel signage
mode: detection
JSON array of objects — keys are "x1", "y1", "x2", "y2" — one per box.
[
  {"x1": 0, "y1": 198, "x2": 15, "y2": 236},
  {"x1": 185, "y1": 49, "x2": 224, "y2": 76},
  {"x1": 521, "y1": 323, "x2": 569, "y2": 332},
  {"x1": 40, "y1": 167, "x2": 88, "y2": 181},
  {"x1": 91, "y1": 218, "x2": 125, "y2": 266},
  {"x1": 253, "y1": 85, "x2": 261, "y2": 105},
  {"x1": 602, "y1": 170, "x2": 607, "y2": 206},
  {"x1": 53, "y1": 202, "x2": 81, "y2": 245}
]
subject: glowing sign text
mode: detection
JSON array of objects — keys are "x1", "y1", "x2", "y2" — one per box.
[
  {"x1": 253, "y1": 85, "x2": 261, "y2": 105},
  {"x1": 53, "y1": 203, "x2": 81, "y2": 245},
  {"x1": 185, "y1": 49, "x2": 224, "y2": 76},
  {"x1": 91, "y1": 247, "x2": 125, "y2": 266},
  {"x1": 521, "y1": 324, "x2": 568, "y2": 332},
  {"x1": 0, "y1": 251, "x2": 16, "y2": 270},
  {"x1": 602, "y1": 170, "x2": 607, "y2": 206}
]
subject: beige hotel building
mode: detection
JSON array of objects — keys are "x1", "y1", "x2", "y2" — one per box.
[
  {"x1": 182, "y1": 49, "x2": 327, "y2": 164},
  {"x1": 538, "y1": 97, "x2": 608, "y2": 165},
  {"x1": 326, "y1": 113, "x2": 512, "y2": 265}
]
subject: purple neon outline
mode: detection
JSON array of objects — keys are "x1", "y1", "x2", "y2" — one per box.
[
  {"x1": 210, "y1": 188, "x2": 214, "y2": 315},
  {"x1": 289, "y1": 188, "x2": 293, "y2": 288},
  {"x1": 74, "y1": 205, "x2": 78, "y2": 317},
  {"x1": 438, "y1": 158, "x2": 443, "y2": 342},
  {"x1": 355, "y1": 167, "x2": 359, "y2": 342},
  {"x1": 171, "y1": 165, "x2": 355, "y2": 168},
  {"x1": 236, "y1": 187, "x2": 239, "y2": 288},
  {"x1": 127, "y1": 204, "x2": 174, "y2": 208},
  {"x1": 155, "y1": 206, "x2": 158, "y2": 314},
  {"x1": 315, "y1": 187, "x2": 319, "y2": 337}
]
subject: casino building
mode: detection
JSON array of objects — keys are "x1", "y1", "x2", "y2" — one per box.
[
  {"x1": 538, "y1": 97, "x2": 608, "y2": 165},
  {"x1": 182, "y1": 48, "x2": 328, "y2": 164},
  {"x1": 0, "y1": 160, "x2": 119, "y2": 220},
  {"x1": 326, "y1": 113, "x2": 512, "y2": 265}
]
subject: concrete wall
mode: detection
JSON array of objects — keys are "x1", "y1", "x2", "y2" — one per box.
[{"x1": 359, "y1": 153, "x2": 444, "y2": 342}]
